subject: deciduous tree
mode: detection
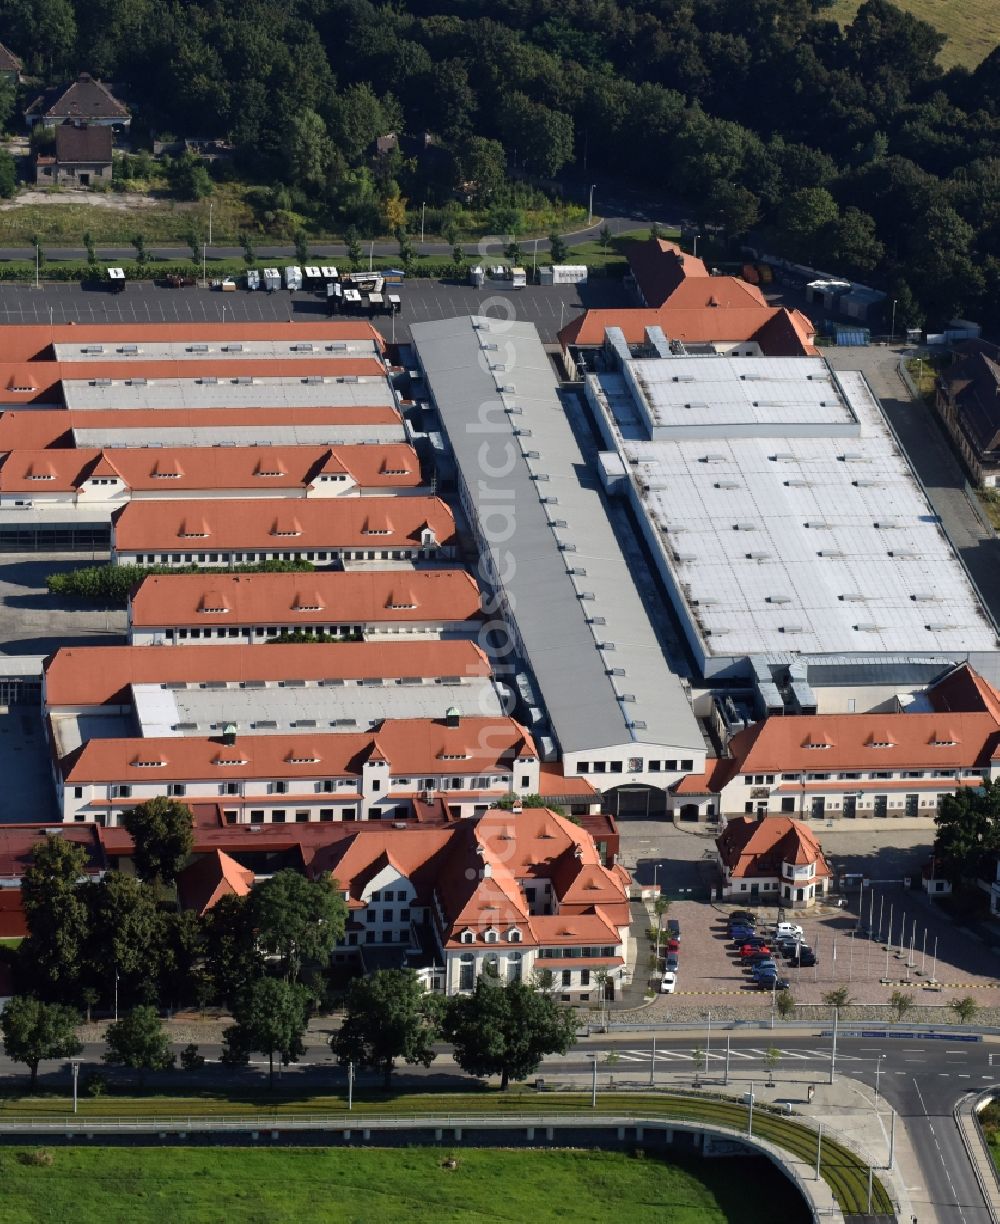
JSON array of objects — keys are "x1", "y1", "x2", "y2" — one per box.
[
  {"x1": 224, "y1": 977, "x2": 311, "y2": 1088},
  {"x1": 333, "y1": 969, "x2": 440, "y2": 1089},
  {"x1": 1, "y1": 996, "x2": 81, "y2": 1088},
  {"x1": 248, "y1": 870, "x2": 347, "y2": 983},
  {"x1": 103, "y1": 1006, "x2": 174, "y2": 1077},
  {"x1": 443, "y1": 978, "x2": 577, "y2": 1090},
  {"x1": 121, "y1": 796, "x2": 193, "y2": 888}
]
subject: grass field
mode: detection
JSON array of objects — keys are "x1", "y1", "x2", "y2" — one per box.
[
  {"x1": 0, "y1": 1089, "x2": 891, "y2": 1216},
  {"x1": 825, "y1": 0, "x2": 999, "y2": 68},
  {"x1": 0, "y1": 1145, "x2": 808, "y2": 1224}
]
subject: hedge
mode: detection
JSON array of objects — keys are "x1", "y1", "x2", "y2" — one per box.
[{"x1": 46, "y1": 559, "x2": 314, "y2": 604}]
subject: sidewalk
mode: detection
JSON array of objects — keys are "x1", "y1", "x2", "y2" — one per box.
[{"x1": 956, "y1": 1091, "x2": 1000, "y2": 1223}]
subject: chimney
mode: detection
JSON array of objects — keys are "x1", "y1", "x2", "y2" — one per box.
[
  {"x1": 445, "y1": 706, "x2": 460, "y2": 729},
  {"x1": 223, "y1": 722, "x2": 237, "y2": 746}
]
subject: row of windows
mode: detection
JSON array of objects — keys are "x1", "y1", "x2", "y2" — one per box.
[
  {"x1": 128, "y1": 548, "x2": 432, "y2": 565},
  {"x1": 576, "y1": 758, "x2": 694, "y2": 775},
  {"x1": 750, "y1": 769, "x2": 985, "y2": 784},
  {"x1": 365, "y1": 907, "x2": 411, "y2": 923},
  {"x1": 537, "y1": 946, "x2": 618, "y2": 958}
]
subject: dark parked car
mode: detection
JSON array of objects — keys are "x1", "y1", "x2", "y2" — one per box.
[
  {"x1": 744, "y1": 951, "x2": 775, "y2": 966},
  {"x1": 756, "y1": 975, "x2": 791, "y2": 990},
  {"x1": 729, "y1": 910, "x2": 758, "y2": 925},
  {"x1": 789, "y1": 949, "x2": 816, "y2": 967},
  {"x1": 666, "y1": 920, "x2": 680, "y2": 940},
  {"x1": 750, "y1": 961, "x2": 778, "y2": 978},
  {"x1": 665, "y1": 952, "x2": 679, "y2": 971}
]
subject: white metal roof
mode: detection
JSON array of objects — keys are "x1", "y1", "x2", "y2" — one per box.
[
  {"x1": 62, "y1": 377, "x2": 394, "y2": 412},
  {"x1": 73, "y1": 423, "x2": 407, "y2": 448},
  {"x1": 53, "y1": 339, "x2": 380, "y2": 363},
  {"x1": 131, "y1": 677, "x2": 502, "y2": 736},
  {"x1": 589, "y1": 359, "x2": 997, "y2": 660}
]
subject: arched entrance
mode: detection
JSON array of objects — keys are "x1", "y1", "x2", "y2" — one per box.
[
  {"x1": 678, "y1": 803, "x2": 701, "y2": 822},
  {"x1": 602, "y1": 785, "x2": 668, "y2": 819}
]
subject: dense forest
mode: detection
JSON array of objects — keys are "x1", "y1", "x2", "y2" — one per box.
[{"x1": 2, "y1": 0, "x2": 1000, "y2": 326}]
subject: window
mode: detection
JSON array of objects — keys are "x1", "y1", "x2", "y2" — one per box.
[
  {"x1": 371, "y1": 779, "x2": 381, "y2": 793},
  {"x1": 577, "y1": 762, "x2": 589, "y2": 773},
  {"x1": 562, "y1": 970, "x2": 572, "y2": 987},
  {"x1": 272, "y1": 809, "x2": 286, "y2": 823},
  {"x1": 520, "y1": 775, "x2": 530, "y2": 787},
  {"x1": 780, "y1": 797, "x2": 796, "y2": 813},
  {"x1": 250, "y1": 809, "x2": 264, "y2": 823},
  {"x1": 460, "y1": 930, "x2": 474, "y2": 944},
  {"x1": 112, "y1": 784, "x2": 131, "y2": 799},
  {"x1": 400, "y1": 908, "x2": 410, "y2": 922},
  {"x1": 273, "y1": 780, "x2": 288, "y2": 795},
  {"x1": 593, "y1": 762, "x2": 607, "y2": 774},
  {"x1": 295, "y1": 810, "x2": 309, "y2": 823},
  {"x1": 484, "y1": 929, "x2": 498, "y2": 943},
  {"x1": 681, "y1": 759, "x2": 694, "y2": 771},
  {"x1": 74, "y1": 786, "x2": 83, "y2": 799},
  {"x1": 581, "y1": 969, "x2": 590, "y2": 987},
  {"x1": 459, "y1": 953, "x2": 474, "y2": 991},
  {"x1": 648, "y1": 760, "x2": 661, "y2": 772},
  {"x1": 610, "y1": 761, "x2": 623, "y2": 774}
]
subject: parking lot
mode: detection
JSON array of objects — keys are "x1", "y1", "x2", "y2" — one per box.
[
  {"x1": 0, "y1": 554, "x2": 126, "y2": 656},
  {"x1": 0, "y1": 707, "x2": 59, "y2": 824},
  {"x1": 0, "y1": 276, "x2": 631, "y2": 346}
]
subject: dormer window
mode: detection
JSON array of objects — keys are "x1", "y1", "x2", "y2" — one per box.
[
  {"x1": 507, "y1": 928, "x2": 522, "y2": 943},
  {"x1": 27, "y1": 473, "x2": 54, "y2": 481},
  {"x1": 484, "y1": 928, "x2": 498, "y2": 943},
  {"x1": 460, "y1": 929, "x2": 475, "y2": 944},
  {"x1": 803, "y1": 741, "x2": 830, "y2": 750},
  {"x1": 131, "y1": 758, "x2": 166, "y2": 768},
  {"x1": 867, "y1": 741, "x2": 893, "y2": 750}
]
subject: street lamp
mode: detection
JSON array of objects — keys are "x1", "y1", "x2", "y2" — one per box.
[
  {"x1": 208, "y1": 202, "x2": 214, "y2": 248},
  {"x1": 588, "y1": 184, "x2": 596, "y2": 227},
  {"x1": 874, "y1": 1054, "x2": 885, "y2": 1101},
  {"x1": 890, "y1": 298, "x2": 897, "y2": 343},
  {"x1": 69, "y1": 1057, "x2": 82, "y2": 1114},
  {"x1": 693, "y1": 234, "x2": 701, "y2": 259}
]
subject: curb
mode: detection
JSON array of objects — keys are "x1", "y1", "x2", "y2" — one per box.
[{"x1": 955, "y1": 1089, "x2": 1000, "y2": 1224}]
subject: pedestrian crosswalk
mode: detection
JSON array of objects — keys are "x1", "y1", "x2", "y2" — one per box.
[{"x1": 607, "y1": 1047, "x2": 856, "y2": 1063}]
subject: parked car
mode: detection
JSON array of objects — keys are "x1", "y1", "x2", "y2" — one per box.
[
  {"x1": 736, "y1": 937, "x2": 770, "y2": 951},
  {"x1": 750, "y1": 961, "x2": 778, "y2": 978},
  {"x1": 775, "y1": 922, "x2": 804, "y2": 940},
  {"x1": 729, "y1": 928, "x2": 755, "y2": 944},
  {"x1": 756, "y1": 975, "x2": 791, "y2": 991},
  {"x1": 743, "y1": 949, "x2": 774, "y2": 964},
  {"x1": 666, "y1": 920, "x2": 680, "y2": 940},
  {"x1": 729, "y1": 923, "x2": 755, "y2": 938},
  {"x1": 662, "y1": 938, "x2": 680, "y2": 952},
  {"x1": 665, "y1": 952, "x2": 679, "y2": 971},
  {"x1": 660, "y1": 971, "x2": 677, "y2": 994},
  {"x1": 730, "y1": 910, "x2": 758, "y2": 925},
  {"x1": 776, "y1": 937, "x2": 803, "y2": 956},
  {"x1": 163, "y1": 272, "x2": 195, "y2": 288},
  {"x1": 788, "y1": 949, "x2": 816, "y2": 967}
]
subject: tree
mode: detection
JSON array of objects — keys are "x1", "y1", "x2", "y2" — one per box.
[
  {"x1": 443, "y1": 978, "x2": 577, "y2": 1090},
  {"x1": 823, "y1": 987, "x2": 852, "y2": 1010},
  {"x1": 345, "y1": 225, "x2": 363, "y2": 271},
  {"x1": 186, "y1": 226, "x2": 202, "y2": 266},
  {"x1": 293, "y1": 230, "x2": 309, "y2": 267},
  {"x1": 1, "y1": 997, "x2": 81, "y2": 1089},
  {"x1": 599, "y1": 223, "x2": 612, "y2": 251},
  {"x1": 452, "y1": 244, "x2": 465, "y2": 271},
  {"x1": 692, "y1": 1046, "x2": 706, "y2": 1086},
  {"x1": 935, "y1": 778, "x2": 1000, "y2": 884},
  {"x1": 167, "y1": 151, "x2": 213, "y2": 201},
  {"x1": 828, "y1": 206, "x2": 884, "y2": 275},
  {"x1": 504, "y1": 240, "x2": 522, "y2": 266},
  {"x1": 203, "y1": 893, "x2": 264, "y2": 1007},
  {"x1": 776, "y1": 187, "x2": 839, "y2": 262},
  {"x1": 287, "y1": 108, "x2": 334, "y2": 194},
  {"x1": 329, "y1": 82, "x2": 386, "y2": 164},
  {"x1": 103, "y1": 1006, "x2": 174, "y2": 1078},
  {"x1": 248, "y1": 870, "x2": 347, "y2": 983},
  {"x1": 333, "y1": 969, "x2": 440, "y2": 1089},
  {"x1": 764, "y1": 1046, "x2": 781, "y2": 1086},
  {"x1": 384, "y1": 191, "x2": 407, "y2": 234},
  {"x1": 18, "y1": 835, "x2": 90, "y2": 1003},
  {"x1": 889, "y1": 990, "x2": 914, "y2": 1022},
  {"x1": 397, "y1": 227, "x2": 415, "y2": 268},
  {"x1": 121, "y1": 796, "x2": 193, "y2": 889},
  {"x1": 30, "y1": 234, "x2": 44, "y2": 268},
  {"x1": 240, "y1": 232, "x2": 255, "y2": 267},
  {"x1": 83, "y1": 874, "x2": 167, "y2": 1011},
  {"x1": 776, "y1": 991, "x2": 796, "y2": 1020},
  {"x1": 132, "y1": 233, "x2": 147, "y2": 268},
  {"x1": 548, "y1": 232, "x2": 568, "y2": 264},
  {"x1": 951, "y1": 996, "x2": 980, "y2": 1025},
  {"x1": 458, "y1": 136, "x2": 506, "y2": 206},
  {"x1": 82, "y1": 231, "x2": 97, "y2": 267},
  {"x1": 0, "y1": 150, "x2": 16, "y2": 199},
  {"x1": 224, "y1": 977, "x2": 311, "y2": 1088}
]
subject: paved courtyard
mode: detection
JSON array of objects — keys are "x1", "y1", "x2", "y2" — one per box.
[{"x1": 0, "y1": 553, "x2": 126, "y2": 656}]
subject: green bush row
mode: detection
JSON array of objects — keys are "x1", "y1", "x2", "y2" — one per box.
[{"x1": 46, "y1": 559, "x2": 314, "y2": 604}]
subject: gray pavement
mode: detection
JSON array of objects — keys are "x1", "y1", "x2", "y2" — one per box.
[
  {"x1": 0, "y1": 553, "x2": 126, "y2": 656},
  {"x1": 0, "y1": 278, "x2": 630, "y2": 346}
]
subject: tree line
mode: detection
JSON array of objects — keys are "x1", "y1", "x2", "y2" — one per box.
[
  {"x1": 0, "y1": 0, "x2": 995, "y2": 325},
  {"x1": 2, "y1": 798, "x2": 576, "y2": 1090}
]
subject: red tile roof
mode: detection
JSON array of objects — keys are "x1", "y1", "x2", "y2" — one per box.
[
  {"x1": 0, "y1": 321, "x2": 384, "y2": 363},
  {"x1": 0, "y1": 443, "x2": 420, "y2": 493},
  {"x1": 177, "y1": 848, "x2": 253, "y2": 915},
  {"x1": 111, "y1": 495, "x2": 455, "y2": 554},
  {"x1": 627, "y1": 238, "x2": 709, "y2": 308},
  {"x1": 559, "y1": 304, "x2": 816, "y2": 356},
  {"x1": 44, "y1": 639, "x2": 493, "y2": 708},
  {"x1": 62, "y1": 717, "x2": 538, "y2": 783},
  {"x1": 128, "y1": 568, "x2": 483, "y2": 629},
  {"x1": 716, "y1": 815, "x2": 831, "y2": 880}
]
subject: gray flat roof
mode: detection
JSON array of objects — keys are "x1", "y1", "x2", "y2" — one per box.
[
  {"x1": 131, "y1": 678, "x2": 502, "y2": 736},
  {"x1": 73, "y1": 423, "x2": 408, "y2": 448},
  {"x1": 63, "y1": 377, "x2": 394, "y2": 412},
  {"x1": 411, "y1": 314, "x2": 702, "y2": 756},
  {"x1": 54, "y1": 339, "x2": 381, "y2": 363}
]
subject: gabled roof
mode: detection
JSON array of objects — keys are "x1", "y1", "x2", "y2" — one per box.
[
  {"x1": 111, "y1": 494, "x2": 455, "y2": 553},
  {"x1": 54, "y1": 122, "x2": 112, "y2": 164},
  {"x1": 716, "y1": 815, "x2": 831, "y2": 880},
  {"x1": 40, "y1": 634, "x2": 496, "y2": 705},
  {"x1": 177, "y1": 848, "x2": 253, "y2": 915},
  {"x1": 558, "y1": 304, "x2": 816, "y2": 356},
  {"x1": 128, "y1": 568, "x2": 483, "y2": 628},
  {"x1": 62, "y1": 716, "x2": 538, "y2": 783},
  {"x1": 626, "y1": 238, "x2": 709, "y2": 308},
  {"x1": 939, "y1": 344, "x2": 1000, "y2": 453},
  {"x1": 0, "y1": 42, "x2": 21, "y2": 73},
  {"x1": 26, "y1": 74, "x2": 129, "y2": 122}
]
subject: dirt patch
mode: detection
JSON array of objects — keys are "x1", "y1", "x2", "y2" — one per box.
[{"x1": 0, "y1": 189, "x2": 172, "y2": 213}]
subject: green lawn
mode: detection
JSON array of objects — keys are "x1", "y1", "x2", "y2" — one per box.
[
  {"x1": 566, "y1": 226, "x2": 678, "y2": 274},
  {"x1": 0, "y1": 1089, "x2": 890, "y2": 1216},
  {"x1": 0, "y1": 1145, "x2": 808, "y2": 1224},
  {"x1": 824, "y1": 0, "x2": 998, "y2": 68}
]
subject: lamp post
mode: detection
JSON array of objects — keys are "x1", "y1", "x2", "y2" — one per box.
[
  {"x1": 208, "y1": 202, "x2": 213, "y2": 247},
  {"x1": 591, "y1": 1053, "x2": 599, "y2": 1108},
  {"x1": 875, "y1": 1054, "x2": 885, "y2": 1102},
  {"x1": 70, "y1": 1058, "x2": 82, "y2": 1114},
  {"x1": 693, "y1": 234, "x2": 701, "y2": 259},
  {"x1": 890, "y1": 298, "x2": 897, "y2": 343},
  {"x1": 347, "y1": 1060, "x2": 354, "y2": 1111},
  {"x1": 588, "y1": 184, "x2": 596, "y2": 227},
  {"x1": 202, "y1": 242, "x2": 207, "y2": 286}
]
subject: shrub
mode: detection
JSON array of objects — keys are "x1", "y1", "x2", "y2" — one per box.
[
  {"x1": 179, "y1": 1043, "x2": 205, "y2": 1071},
  {"x1": 17, "y1": 1150, "x2": 53, "y2": 1167},
  {"x1": 47, "y1": 559, "x2": 315, "y2": 606},
  {"x1": 82, "y1": 1072, "x2": 107, "y2": 1098}
]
